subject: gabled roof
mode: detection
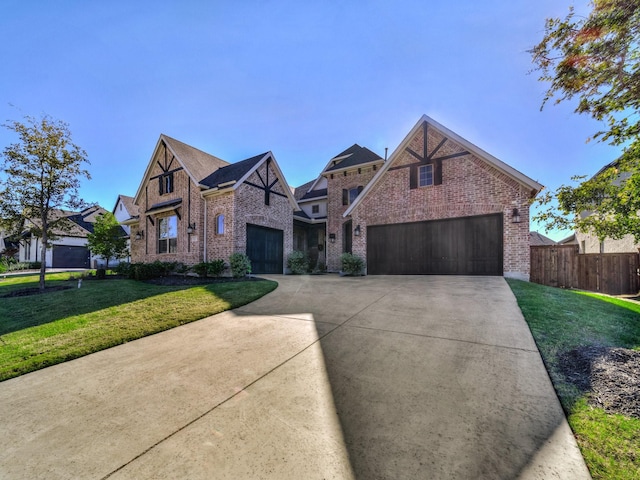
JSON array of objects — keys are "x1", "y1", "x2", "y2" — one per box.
[
  {"x1": 161, "y1": 135, "x2": 229, "y2": 183},
  {"x1": 26, "y1": 206, "x2": 110, "y2": 238},
  {"x1": 134, "y1": 134, "x2": 229, "y2": 204},
  {"x1": 200, "y1": 152, "x2": 300, "y2": 210},
  {"x1": 299, "y1": 188, "x2": 327, "y2": 201},
  {"x1": 344, "y1": 115, "x2": 544, "y2": 217},
  {"x1": 200, "y1": 153, "x2": 267, "y2": 189},
  {"x1": 293, "y1": 179, "x2": 316, "y2": 201},
  {"x1": 323, "y1": 144, "x2": 383, "y2": 173},
  {"x1": 530, "y1": 231, "x2": 556, "y2": 246},
  {"x1": 113, "y1": 194, "x2": 138, "y2": 216}
]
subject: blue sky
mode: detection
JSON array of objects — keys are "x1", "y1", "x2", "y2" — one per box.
[{"x1": 0, "y1": 0, "x2": 618, "y2": 240}]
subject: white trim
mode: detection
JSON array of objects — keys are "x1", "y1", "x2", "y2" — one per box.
[
  {"x1": 297, "y1": 195, "x2": 328, "y2": 203},
  {"x1": 344, "y1": 115, "x2": 543, "y2": 217}
]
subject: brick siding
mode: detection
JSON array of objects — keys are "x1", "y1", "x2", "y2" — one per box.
[{"x1": 327, "y1": 125, "x2": 532, "y2": 279}]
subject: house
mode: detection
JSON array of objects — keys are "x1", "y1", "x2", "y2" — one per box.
[
  {"x1": 18, "y1": 205, "x2": 111, "y2": 268},
  {"x1": 123, "y1": 135, "x2": 298, "y2": 274},
  {"x1": 530, "y1": 231, "x2": 556, "y2": 246},
  {"x1": 571, "y1": 161, "x2": 639, "y2": 253},
  {"x1": 113, "y1": 195, "x2": 138, "y2": 236},
  {"x1": 122, "y1": 115, "x2": 542, "y2": 279}
]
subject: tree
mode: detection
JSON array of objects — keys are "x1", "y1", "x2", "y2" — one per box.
[
  {"x1": 0, "y1": 114, "x2": 90, "y2": 291},
  {"x1": 86, "y1": 212, "x2": 128, "y2": 270},
  {"x1": 531, "y1": 0, "x2": 640, "y2": 241}
]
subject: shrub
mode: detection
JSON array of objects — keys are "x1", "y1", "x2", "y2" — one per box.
[
  {"x1": 287, "y1": 251, "x2": 309, "y2": 274},
  {"x1": 340, "y1": 253, "x2": 365, "y2": 276},
  {"x1": 115, "y1": 262, "x2": 131, "y2": 277},
  {"x1": 125, "y1": 261, "x2": 178, "y2": 281},
  {"x1": 192, "y1": 260, "x2": 226, "y2": 278},
  {"x1": 28, "y1": 261, "x2": 41, "y2": 269},
  {"x1": 96, "y1": 268, "x2": 106, "y2": 279},
  {"x1": 229, "y1": 253, "x2": 252, "y2": 278}
]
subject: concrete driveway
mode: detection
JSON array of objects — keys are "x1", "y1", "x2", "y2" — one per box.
[{"x1": 0, "y1": 275, "x2": 590, "y2": 479}]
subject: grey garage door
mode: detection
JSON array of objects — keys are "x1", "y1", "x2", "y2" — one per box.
[
  {"x1": 52, "y1": 245, "x2": 91, "y2": 269},
  {"x1": 246, "y1": 224, "x2": 284, "y2": 274},
  {"x1": 367, "y1": 214, "x2": 503, "y2": 275}
]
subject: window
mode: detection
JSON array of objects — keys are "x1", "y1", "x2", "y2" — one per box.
[
  {"x1": 216, "y1": 214, "x2": 225, "y2": 234},
  {"x1": 312, "y1": 204, "x2": 319, "y2": 214},
  {"x1": 342, "y1": 186, "x2": 363, "y2": 205},
  {"x1": 419, "y1": 164, "x2": 434, "y2": 187},
  {"x1": 159, "y1": 173, "x2": 174, "y2": 195},
  {"x1": 158, "y1": 215, "x2": 177, "y2": 253}
]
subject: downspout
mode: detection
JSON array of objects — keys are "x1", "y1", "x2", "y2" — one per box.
[{"x1": 203, "y1": 197, "x2": 207, "y2": 261}]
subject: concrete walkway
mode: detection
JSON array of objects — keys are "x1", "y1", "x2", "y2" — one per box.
[{"x1": 0, "y1": 275, "x2": 590, "y2": 479}]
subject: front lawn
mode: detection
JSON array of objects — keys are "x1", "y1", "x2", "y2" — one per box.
[
  {"x1": 507, "y1": 279, "x2": 640, "y2": 480},
  {"x1": 0, "y1": 274, "x2": 277, "y2": 381}
]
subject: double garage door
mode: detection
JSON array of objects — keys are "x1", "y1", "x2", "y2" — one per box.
[
  {"x1": 367, "y1": 214, "x2": 503, "y2": 275},
  {"x1": 52, "y1": 245, "x2": 91, "y2": 269}
]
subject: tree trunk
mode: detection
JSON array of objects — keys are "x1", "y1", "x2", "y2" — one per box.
[{"x1": 39, "y1": 229, "x2": 47, "y2": 292}]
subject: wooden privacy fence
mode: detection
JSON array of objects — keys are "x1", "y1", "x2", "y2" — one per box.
[{"x1": 530, "y1": 245, "x2": 640, "y2": 295}]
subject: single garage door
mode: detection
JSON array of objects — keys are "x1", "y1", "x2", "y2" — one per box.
[
  {"x1": 52, "y1": 245, "x2": 91, "y2": 269},
  {"x1": 367, "y1": 214, "x2": 503, "y2": 275},
  {"x1": 246, "y1": 224, "x2": 284, "y2": 274}
]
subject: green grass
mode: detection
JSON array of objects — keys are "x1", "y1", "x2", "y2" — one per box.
[
  {"x1": 0, "y1": 274, "x2": 277, "y2": 381},
  {"x1": 507, "y1": 279, "x2": 640, "y2": 480}
]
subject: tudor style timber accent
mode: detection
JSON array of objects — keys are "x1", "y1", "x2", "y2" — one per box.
[{"x1": 124, "y1": 138, "x2": 298, "y2": 274}]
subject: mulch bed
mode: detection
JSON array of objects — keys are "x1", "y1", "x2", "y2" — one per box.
[
  {"x1": 1, "y1": 285, "x2": 73, "y2": 298},
  {"x1": 559, "y1": 345, "x2": 640, "y2": 419},
  {"x1": 144, "y1": 276, "x2": 264, "y2": 286}
]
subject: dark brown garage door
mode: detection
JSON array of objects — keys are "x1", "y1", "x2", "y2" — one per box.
[
  {"x1": 246, "y1": 224, "x2": 284, "y2": 274},
  {"x1": 52, "y1": 245, "x2": 91, "y2": 269},
  {"x1": 367, "y1": 214, "x2": 503, "y2": 275}
]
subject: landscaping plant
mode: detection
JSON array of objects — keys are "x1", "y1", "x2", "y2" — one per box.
[
  {"x1": 287, "y1": 250, "x2": 309, "y2": 274},
  {"x1": 229, "y1": 253, "x2": 252, "y2": 278},
  {"x1": 340, "y1": 252, "x2": 364, "y2": 276}
]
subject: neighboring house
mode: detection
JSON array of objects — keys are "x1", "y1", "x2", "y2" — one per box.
[
  {"x1": 121, "y1": 115, "x2": 542, "y2": 279},
  {"x1": 113, "y1": 195, "x2": 138, "y2": 236},
  {"x1": 571, "y1": 161, "x2": 639, "y2": 254},
  {"x1": 558, "y1": 233, "x2": 578, "y2": 246},
  {"x1": 112, "y1": 194, "x2": 139, "y2": 263},
  {"x1": 122, "y1": 135, "x2": 298, "y2": 274},
  {"x1": 18, "y1": 205, "x2": 112, "y2": 268},
  {"x1": 530, "y1": 231, "x2": 556, "y2": 246}
]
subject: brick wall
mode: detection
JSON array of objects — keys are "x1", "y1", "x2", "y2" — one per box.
[
  {"x1": 325, "y1": 166, "x2": 379, "y2": 271},
  {"x1": 331, "y1": 125, "x2": 533, "y2": 279},
  {"x1": 233, "y1": 161, "x2": 293, "y2": 271},
  {"x1": 130, "y1": 143, "x2": 204, "y2": 265}
]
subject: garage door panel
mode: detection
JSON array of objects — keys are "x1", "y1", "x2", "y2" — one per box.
[{"x1": 367, "y1": 214, "x2": 503, "y2": 276}]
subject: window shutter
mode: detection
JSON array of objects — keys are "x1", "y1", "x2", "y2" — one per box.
[
  {"x1": 159, "y1": 177, "x2": 164, "y2": 195},
  {"x1": 434, "y1": 160, "x2": 443, "y2": 185},
  {"x1": 342, "y1": 189, "x2": 348, "y2": 205},
  {"x1": 357, "y1": 185, "x2": 363, "y2": 195},
  {"x1": 409, "y1": 165, "x2": 418, "y2": 189}
]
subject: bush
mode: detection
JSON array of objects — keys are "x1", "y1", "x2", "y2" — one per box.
[
  {"x1": 96, "y1": 268, "x2": 106, "y2": 279},
  {"x1": 115, "y1": 262, "x2": 131, "y2": 277},
  {"x1": 229, "y1": 253, "x2": 252, "y2": 278},
  {"x1": 28, "y1": 261, "x2": 41, "y2": 269},
  {"x1": 340, "y1": 253, "x2": 365, "y2": 276},
  {"x1": 124, "y1": 261, "x2": 178, "y2": 281},
  {"x1": 193, "y1": 259, "x2": 226, "y2": 278},
  {"x1": 287, "y1": 251, "x2": 309, "y2": 274}
]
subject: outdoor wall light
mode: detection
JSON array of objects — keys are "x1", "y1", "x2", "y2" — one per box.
[
  {"x1": 329, "y1": 233, "x2": 336, "y2": 243},
  {"x1": 135, "y1": 230, "x2": 144, "y2": 240},
  {"x1": 512, "y1": 208, "x2": 521, "y2": 224},
  {"x1": 187, "y1": 222, "x2": 196, "y2": 234},
  {"x1": 354, "y1": 225, "x2": 361, "y2": 236}
]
